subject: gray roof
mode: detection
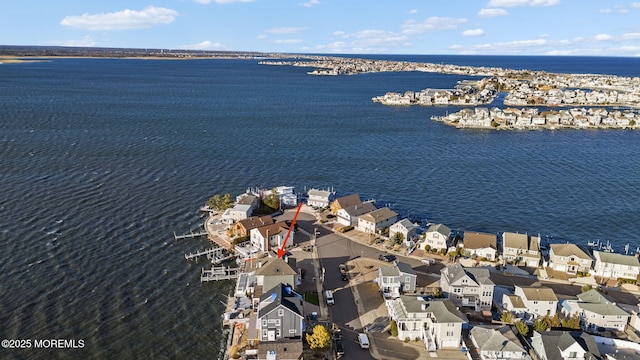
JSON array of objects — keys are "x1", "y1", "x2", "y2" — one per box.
[
  {"x1": 535, "y1": 331, "x2": 602, "y2": 360},
  {"x1": 400, "y1": 296, "x2": 467, "y2": 323},
  {"x1": 577, "y1": 289, "x2": 613, "y2": 304},
  {"x1": 579, "y1": 302, "x2": 630, "y2": 316},
  {"x1": 594, "y1": 250, "x2": 640, "y2": 267},
  {"x1": 308, "y1": 188, "x2": 331, "y2": 197},
  {"x1": 426, "y1": 223, "x2": 451, "y2": 237},
  {"x1": 379, "y1": 262, "x2": 416, "y2": 277},
  {"x1": 503, "y1": 232, "x2": 540, "y2": 252},
  {"x1": 343, "y1": 202, "x2": 376, "y2": 217},
  {"x1": 393, "y1": 218, "x2": 419, "y2": 231},
  {"x1": 470, "y1": 326, "x2": 527, "y2": 354},
  {"x1": 442, "y1": 263, "x2": 494, "y2": 286},
  {"x1": 258, "y1": 283, "x2": 304, "y2": 319},
  {"x1": 359, "y1": 207, "x2": 398, "y2": 224}
]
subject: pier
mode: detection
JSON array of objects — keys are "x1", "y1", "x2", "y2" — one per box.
[
  {"x1": 185, "y1": 247, "x2": 237, "y2": 264},
  {"x1": 173, "y1": 230, "x2": 208, "y2": 241},
  {"x1": 201, "y1": 266, "x2": 240, "y2": 282}
]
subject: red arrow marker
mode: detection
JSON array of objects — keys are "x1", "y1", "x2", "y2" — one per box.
[{"x1": 277, "y1": 203, "x2": 303, "y2": 259}]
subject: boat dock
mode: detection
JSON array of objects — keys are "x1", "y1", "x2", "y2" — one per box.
[
  {"x1": 174, "y1": 230, "x2": 208, "y2": 241},
  {"x1": 201, "y1": 266, "x2": 240, "y2": 282},
  {"x1": 185, "y1": 247, "x2": 237, "y2": 263}
]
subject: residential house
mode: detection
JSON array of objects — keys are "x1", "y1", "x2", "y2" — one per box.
[
  {"x1": 469, "y1": 326, "x2": 532, "y2": 360},
  {"x1": 502, "y1": 294, "x2": 528, "y2": 319},
  {"x1": 262, "y1": 186, "x2": 298, "y2": 208},
  {"x1": 221, "y1": 204, "x2": 254, "y2": 223},
  {"x1": 560, "y1": 289, "x2": 630, "y2": 332},
  {"x1": 250, "y1": 222, "x2": 292, "y2": 253},
  {"x1": 530, "y1": 331, "x2": 602, "y2": 360},
  {"x1": 356, "y1": 207, "x2": 398, "y2": 234},
  {"x1": 376, "y1": 261, "x2": 417, "y2": 298},
  {"x1": 242, "y1": 257, "x2": 299, "y2": 302},
  {"x1": 548, "y1": 244, "x2": 593, "y2": 275},
  {"x1": 230, "y1": 215, "x2": 274, "y2": 238},
  {"x1": 591, "y1": 250, "x2": 640, "y2": 281},
  {"x1": 421, "y1": 223, "x2": 452, "y2": 252},
  {"x1": 463, "y1": 231, "x2": 498, "y2": 261},
  {"x1": 336, "y1": 202, "x2": 376, "y2": 227},
  {"x1": 236, "y1": 192, "x2": 261, "y2": 211},
  {"x1": 329, "y1": 194, "x2": 361, "y2": 214},
  {"x1": 257, "y1": 339, "x2": 303, "y2": 360},
  {"x1": 502, "y1": 232, "x2": 541, "y2": 267},
  {"x1": 386, "y1": 296, "x2": 467, "y2": 350},
  {"x1": 251, "y1": 283, "x2": 304, "y2": 343},
  {"x1": 513, "y1": 286, "x2": 558, "y2": 318},
  {"x1": 440, "y1": 263, "x2": 494, "y2": 311},
  {"x1": 306, "y1": 188, "x2": 332, "y2": 208},
  {"x1": 389, "y1": 219, "x2": 419, "y2": 246}
]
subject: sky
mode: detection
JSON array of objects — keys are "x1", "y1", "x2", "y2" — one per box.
[{"x1": 2, "y1": 0, "x2": 640, "y2": 56}]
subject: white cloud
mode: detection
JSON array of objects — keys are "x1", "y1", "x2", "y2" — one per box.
[
  {"x1": 487, "y1": 0, "x2": 559, "y2": 7},
  {"x1": 598, "y1": 8, "x2": 613, "y2": 14},
  {"x1": 593, "y1": 33, "x2": 613, "y2": 41},
  {"x1": 299, "y1": 0, "x2": 320, "y2": 7},
  {"x1": 194, "y1": 0, "x2": 253, "y2": 4},
  {"x1": 401, "y1": 17, "x2": 467, "y2": 35},
  {"x1": 463, "y1": 28, "x2": 485, "y2": 37},
  {"x1": 452, "y1": 38, "x2": 548, "y2": 54},
  {"x1": 622, "y1": 32, "x2": 640, "y2": 39},
  {"x1": 313, "y1": 29, "x2": 411, "y2": 53},
  {"x1": 478, "y1": 8, "x2": 509, "y2": 17},
  {"x1": 408, "y1": 9, "x2": 418, "y2": 14},
  {"x1": 332, "y1": 31, "x2": 347, "y2": 37},
  {"x1": 179, "y1": 40, "x2": 224, "y2": 50},
  {"x1": 60, "y1": 6, "x2": 177, "y2": 31},
  {"x1": 272, "y1": 39, "x2": 303, "y2": 44},
  {"x1": 265, "y1": 27, "x2": 307, "y2": 35},
  {"x1": 632, "y1": 2, "x2": 640, "y2": 8}
]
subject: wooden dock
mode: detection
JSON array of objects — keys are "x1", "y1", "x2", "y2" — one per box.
[
  {"x1": 201, "y1": 266, "x2": 240, "y2": 282},
  {"x1": 174, "y1": 231, "x2": 208, "y2": 241},
  {"x1": 185, "y1": 247, "x2": 237, "y2": 264}
]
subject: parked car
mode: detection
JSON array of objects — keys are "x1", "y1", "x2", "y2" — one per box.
[
  {"x1": 358, "y1": 333, "x2": 370, "y2": 349},
  {"x1": 379, "y1": 254, "x2": 396, "y2": 262},
  {"x1": 334, "y1": 338, "x2": 345, "y2": 357},
  {"x1": 421, "y1": 258, "x2": 435, "y2": 265}
]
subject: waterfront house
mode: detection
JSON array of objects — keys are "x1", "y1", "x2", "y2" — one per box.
[
  {"x1": 250, "y1": 222, "x2": 292, "y2": 253},
  {"x1": 385, "y1": 296, "x2": 467, "y2": 349},
  {"x1": 329, "y1": 194, "x2": 361, "y2": 214},
  {"x1": 530, "y1": 331, "x2": 602, "y2": 360},
  {"x1": 242, "y1": 257, "x2": 299, "y2": 301},
  {"x1": 236, "y1": 192, "x2": 261, "y2": 210},
  {"x1": 548, "y1": 243, "x2": 592, "y2": 275},
  {"x1": 591, "y1": 250, "x2": 640, "y2": 281},
  {"x1": 560, "y1": 289, "x2": 630, "y2": 332},
  {"x1": 376, "y1": 261, "x2": 417, "y2": 298},
  {"x1": 230, "y1": 215, "x2": 274, "y2": 238},
  {"x1": 356, "y1": 207, "x2": 398, "y2": 234},
  {"x1": 306, "y1": 188, "x2": 332, "y2": 208},
  {"x1": 469, "y1": 325, "x2": 531, "y2": 360},
  {"x1": 262, "y1": 186, "x2": 298, "y2": 208},
  {"x1": 336, "y1": 202, "x2": 376, "y2": 227},
  {"x1": 389, "y1": 219, "x2": 419, "y2": 246},
  {"x1": 440, "y1": 263, "x2": 494, "y2": 311},
  {"x1": 420, "y1": 223, "x2": 452, "y2": 252},
  {"x1": 512, "y1": 285, "x2": 558, "y2": 318},
  {"x1": 251, "y1": 283, "x2": 304, "y2": 343},
  {"x1": 462, "y1": 231, "x2": 498, "y2": 261},
  {"x1": 221, "y1": 204, "x2": 254, "y2": 223},
  {"x1": 502, "y1": 232, "x2": 541, "y2": 267}
]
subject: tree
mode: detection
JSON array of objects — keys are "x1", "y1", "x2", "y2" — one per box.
[
  {"x1": 549, "y1": 313, "x2": 561, "y2": 329},
  {"x1": 581, "y1": 284, "x2": 593, "y2": 293},
  {"x1": 500, "y1": 311, "x2": 513, "y2": 323},
  {"x1": 392, "y1": 232, "x2": 405, "y2": 245},
  {"x1": 263, "y1": 188, "x2": 280, "y2": 210},
  {"x1": 305, "y1": 324, "x2": 330, "y2": 350},
  {"x1": 534, "y1": 317, "x2": 548, "y2": 333},
  {"x1": 207, "y1": 193, "x2": 234, "y2": 211},
  {"x1": 389, "y1": 320, "x2": 398, "y2": 337},
  {"x1": 515, "y1": 320, "x2": 529, "y2": 337},
  {"x1": 561, "y1": 313, "x2": 581, "y2": 330}
]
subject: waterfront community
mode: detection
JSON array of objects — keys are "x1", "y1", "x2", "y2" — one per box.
[
  {"x1": 178, "y1": 186, "x2": 640, "y2": 360},
  {"x1": 262, "y1": 55, "x2": 640, "y2": 131}
]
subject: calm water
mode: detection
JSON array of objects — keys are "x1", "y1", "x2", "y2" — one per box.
[{"x1": 1, "y1": 55, "x2": 640, "y2": 358}]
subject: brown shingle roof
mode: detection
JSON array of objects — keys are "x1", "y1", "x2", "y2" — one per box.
[{"x1": 464, "y1": 231, "x2": 497, "y2": 250}]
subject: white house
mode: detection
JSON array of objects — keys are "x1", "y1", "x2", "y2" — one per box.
[
  {"x1": 356, "y1": 207, "x2": 398, "y2": 234},
  {"x1": 376, "y1": 261, "x2": 417, "y2": 298},
  {"x1": 386, "y1": 296, "x2": 467, "y2": 350},
  {"x1": 560, "y1": 289, "x2": 630, "y2": 332},
  {"x1": 463, "y1": 231, "x2": 498, "y2": 261},
  {"x1": 502, "y1": 232, "x2": 541, "y2": 267},
  {"x1": 221, "y1": 204, "x2": 253, "y2": 223},
  {"x1": 513, "y1": 285, "x2": 558, "y2": 319},
  {"x1": 440, "y1": 263, "x2": 494, "y2": 311},
  {"x1": 421, "y1": 223, "x2": 452, "y2": 252},
  {"x1": 389, "y1": 219, "x2": 419, "y2": 246},
  {"x1": 306, "y1": 188, "x2": 332, "y2": 208},
  {"x1": 336, "y1": 202, "x2": 376, "y2": 227},
  {"x1": 470, "y1": 326, "x2": 532, "y2": 360},
  {"x1": 591, "y1": 250, "x2": 640, "y2": 281},
  {"x1": 249, "y1": 222, "x2": 292, "y2": 252},
  {"x1": 548, "y1": 244, "x2": 592, "y2": 275}
]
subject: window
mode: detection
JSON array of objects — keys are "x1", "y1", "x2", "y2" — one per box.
[
  {"x1": 446, "y1": 331, "x2": 453, "y2": 337},
  {"x1": 569, "y1": 351, "x2": 577, "y2": 358},
  {"x1": 263, "y1": 330, "x2": 267, "y2": 337},
  {"x1": 278, "y1": 309, "x2": 284, "y2": 317},
  {"x1": 289, "y1": 329, "x2": 296, "y2": 334},
  {"x1": 276, "y1": 329, "x2": 281, "y2": 337},
  {"x1": 533, "y1": 301, "x2": 538, "y2": 305},
  {"x1": 262, "y1": 320, "x2": 267, "y2": 327},
  {"x1": 275, "y1": 319, "x2": 281, "y2": 326}
]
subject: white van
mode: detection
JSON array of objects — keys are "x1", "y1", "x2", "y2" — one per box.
[
  {"x1": 358, "y1": 333, "x2": 370, "y2": 349},
  {"x1": 325, "y1": 290, "x2": 334, "y2": 305}
]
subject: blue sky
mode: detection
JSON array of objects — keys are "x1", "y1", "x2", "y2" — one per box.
[{"x1": 2, "y1": 0, "x2": 640, "y2": 56}]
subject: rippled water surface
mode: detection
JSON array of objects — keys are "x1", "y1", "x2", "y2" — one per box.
[{"x1": 1, "y1": 56, "x2": 639, "y2": 358}]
